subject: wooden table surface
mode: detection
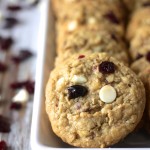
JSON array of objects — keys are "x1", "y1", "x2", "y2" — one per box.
[{"x1": 0, "y1": 1, "x2": 41, "y2": 149}]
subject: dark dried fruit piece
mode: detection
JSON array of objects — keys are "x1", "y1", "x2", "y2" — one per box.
[
  {"x1": 11, "y1": 50, "x2": 33, "y2": 64},
  {"x1": 0, "y1": 62, "x2": 7, "y2": 72},
  {"x1": 104, "y1": 12, "x2": 120, "y2": 24},
  {"x1": 135, "y1": 54, "x2": 143, "y2": 60},
  {"x1": 0, "y1": 37, "x2": 14, "y2": 51},
  {"x1": 0, "y1": 115, "x2": 11, "y2": 133},
  {"x1": 68, "y1": 85, "x2": 88, "y2": 99},
  {"x1": 146, "y1": 52, "x2": 150, "y2": 62},
  {"x1": 142, "y1": 2, "x2": 150, "y2": 7},
  {"x1": 0, "y1": 141, "x2": 7, "y2": 150},
  {"x1": 10, "y1": 102, "x2": 22, "y2": 110},
  {"x1": 3, "y1": 17, "x2": 20, "y2": 29},
  {"x1": 78, "y1": 55, "x2": 85, "y2": 59},
  {"x1": 10, "y1": 80, "x2": 35, "y2": 94},
  {"x1": 7, "y1": 5, "x2": 22, "y2": 11},
  {"x1": 99, "y1": 61, "x2": 116, "y2": 74},
  {"x1": 111, "y1": 34, "x2": 118, "y2": 42}
]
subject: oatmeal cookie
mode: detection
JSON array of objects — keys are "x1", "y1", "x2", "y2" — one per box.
[
  {"x1": 46, "y1": 53, "x2": 145, "y2": 148},
  {"x1": 126, "y1": 8, "x2": 150, "y2": 40},
  {"x1": 129, "y1": 27, "x2": 150, "y2": 60}
]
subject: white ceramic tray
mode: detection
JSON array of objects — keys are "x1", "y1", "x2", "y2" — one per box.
[{"x1": 30, "y1": 0, "x2": 150, "y2": 149}]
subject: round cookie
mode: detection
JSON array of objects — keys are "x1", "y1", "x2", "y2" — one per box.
[
  {"x1": 55, "y1": 27, "x2": 129, "y2": 65},
  {"x1": 139, "y1": 66, "x2": 150, "y2": 133},
  {"x1": 46, "y1": 53, "x2": 145, "y2": 148},
  {"x1": 130, "y1": 27, "x2": 150, "y2": 60},
  {"x1": 126, "y1": 8, "x2": 150, "y2": 40},
  {"x1": 130, "y1": 54, "x2": 150, "y2": 74}
]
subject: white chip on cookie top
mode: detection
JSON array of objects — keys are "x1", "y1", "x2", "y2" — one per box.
[
  {"x1": 67, "y1": 21, "x2": 78, "y2": 32},
  {"x1": 99, "y1": 85, "x2": 117, "y2": 103},
  {"x1": 56, "y1": 77, "x2": 65, "y2": 90},
  {"x1": 71, "y1": 75, "x2": 87, "y2": 84}
]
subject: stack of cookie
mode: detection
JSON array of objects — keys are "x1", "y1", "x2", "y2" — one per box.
[
  {"x1": 127, "y1": 0, "x2": 150, "y2": 133},
  {"x1": 45, "y1": 0, "x2": 146, "y2": 148}
]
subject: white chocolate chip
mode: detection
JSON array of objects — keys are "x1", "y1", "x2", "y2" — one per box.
[
  {"x1": 12, "y1": 89, "x2": 29, "y2": 103},
  {"x1": 88, "y1": 17, "x2": 97, "y2": 25},
  {"x1": 71, "y1": 75, "x2": 87, "y2": 84},
  {"x1": 99, "y1": 85, "x2": 117, "y2": 103},
  {"x1": 56, "y1": 77, "x2": 65, "y2": 90},
  {"x1": 67, "y1": 21, "x2": 78, "y2": 32}
]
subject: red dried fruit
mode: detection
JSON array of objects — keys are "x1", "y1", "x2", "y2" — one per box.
[
  {"x1": 0, "y1": 115, "x2": 11, "y2": 133},
  {"x1": 104, "y1": 12, "x2": 120, "y2": 24},
  {"x1": 3, "y1": 17, "x2": 20, "y2": 29},
  {"x1": 142, "y1": 2, "x2": 150, "y2": 7},
  {"x1": 7, "y1": 5, "x2": 22, "y2": 11},
  {"x1": 0, "y1": 37, "x2": 14, "y2": 51},
  {"x1": 68, "y1": 85, "x2": 88, "y2": 99},
  {"x1": 135, "y1": 54, "x2": 143, "y2": 60},
  {"x1": 10, "y1": 80, "x2": 35, "y2": 94},
  {"x1": 0, "y1": 62, "x2": 7, "y2": 72},
  {"x1": 99, "y1": 61, "x2": 116, "y2": 74},
  {"x1": 78, "y1": 55, "x2": 85, "y2": 59},
  {"x1": 0, "y1": 141, "x2": 7, "y2": 150},
  {"x1": 10, "y1": 102, "x2": 22, "y2": 110},
  {"x1": 11, "y1": 50, "x2": 33, "y2": 64},
  {"x1": 146, "y1": 52, "x2": 150, "y2": 62}
]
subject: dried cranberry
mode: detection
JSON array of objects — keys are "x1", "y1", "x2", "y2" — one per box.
[
  {"x1": 146, "y1": 52, "x2": 150, "y2": 62},
  {"x1": 10, "y1": 80, "x2": 35, "y2": 94},
  {"x1": 78, "y1": 55, "x2": 85, "y2": 59},
  {"x1": 135, "y1": 54, "x2": 143, "y2": 60},
  {"x1": 25, "y1": 81, "x2": 35, "y2": 94},
  {"x1": 0, "y1": 37, "x2": 14, "y2": 51},
  {"x1": 0, "y1": 141, "x2": 7, "y2": 150},
  {"x1": 99, "y1": 61, "x2": 116, "y2": 74},
  {"x1": 0, "y1": 62, "x2": 7, "y2": 72},
  {"x1": 0, "y1": 115, "x2": 11, "y2": 133},
  {"x1": 3, "y1": 17, "x2": 19, "y2": 29},
  {"x1": 142, "y1": 2, "x2": 150, "y2": 7},
  {"x1": 104, "y1": 12, "x2": 120, "y2": 24},
  {"x1": 68, "y1": 85, "x2": 88, "y2": 99},
  {"x1": 11, "y1": 50, "x2": 33, "y2": 64},
  {"x1": 111, "y1": 34, "x2": 118, "y2": 42},
  {"x1": 10, "y1": 102, "x2": 22, "y2": 110},
  {"x1": 7, "y1": 5, "x2": 22, "y2": 11}
]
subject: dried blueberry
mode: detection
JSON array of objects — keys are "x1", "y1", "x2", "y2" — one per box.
[
  {"x1": 146, "y1": 52, "x2": 150, "y2": 62},
  {"x1": 0, "y1": 62, "x2": 7, "y2": 72},
  {"x1": 10, "y1": 102, "x2": 22, "y2": 110},
  {"x1": 0, "y1": 141, "x2": 7, "y2": 150},
  {"x1": 0, "y1": 37, "x2": 14, "y2": 51},
  {"x1": 7, "y1": 5, "x2": 22, "y2": 11},
  {"x1": 0, "y1": 115, "x2": 11, "y2": 133},
  {"x1": 68, "y1": 85, "x2": 88, "y2": 99},
  {"x1": 11, "y1": 50, "x2": 33, "y2": 64},
  {"x1": 99, "y1": 61, "x2": 116, "y2": 74},
  {"x1": 135, "y1": 54, "x2": 143, "y2": 60},
  {"x1": 78, "y1": 55, "x2": 85, "y2": 59},
  {"x1": 104, "y1": 12, "x2": 120, "y2": 24}
]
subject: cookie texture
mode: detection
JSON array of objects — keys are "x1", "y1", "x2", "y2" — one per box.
[
  {"x1": 55, "y1": 27, "x2": 129, "y2": 65},
  {"x1": 46, "y1": 53, "x2": 145, "y2": 148}
]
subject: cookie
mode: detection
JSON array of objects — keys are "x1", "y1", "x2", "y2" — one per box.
[
  {"x1": 130, "y1": 27, "x2": 150, "y2": 60},
  {"x1": 55, "y1": 27, "x2": 129, "y2": 65},
  {"x1": 130, "y1": 54, "x2": 150, "y2": 74},
  {"x1": 126, "y1": 8, "x2": 150, "y2": 40},
  {"x1": 139, "y1": 66, "x2": 150, "y2": 133},
  {"x1": 46, "y1": 53, "x2": 145, "y2": 148}
]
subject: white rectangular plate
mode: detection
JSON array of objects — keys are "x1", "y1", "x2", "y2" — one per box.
[{"x1": 30, "y1": 1, "x2": 150, "y2": 149}]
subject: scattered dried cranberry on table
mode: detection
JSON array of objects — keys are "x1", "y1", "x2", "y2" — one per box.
[
  {"x1": 11, "y1": 50, "x2": 33, "y2": 64},
  {"x1": 0, "y1": 115, "x2": 11, "y2": 133},
  {"x1": 0, "y1": 141, "x2": 7, "y2": 150},
  {"x1": 10, "y1": 102, "x2": 22, "y2": 110},
  {"x1": 7, "y1": 5, "x2": 22, "y2": 11},
  {"x1": 3, "y1": 17, "x2": 20, "y2": 29},
  {"x1": 0, "y1": 37, "x2": 14, "y2": 51},
  {"x1": 0, "y1": 62, "x2": 7, "y2": 72}
]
